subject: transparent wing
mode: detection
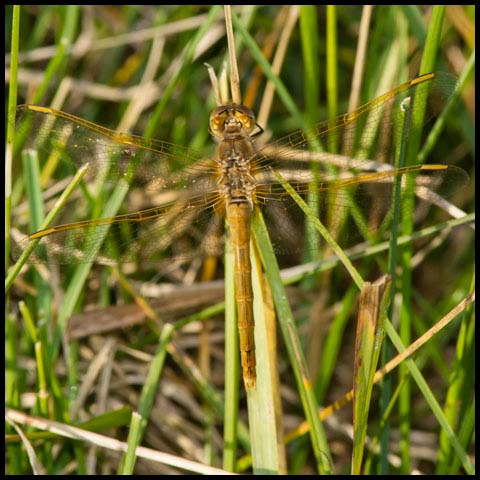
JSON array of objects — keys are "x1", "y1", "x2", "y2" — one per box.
[
  {"x1": 256, "y1": 165, "x2": 468, "y2": 258},
  {"x1": 248, "y1": 71, "x2": 467, "y2": 257},
  {"x1": 13, "y1": 105, "x2": 223, "y2": 269},
  {"x1": 12, "y1": 194, "x2": 226, "y2": 270},
  {"x1": 16, "y1": 104, "x2": 217, "y2": 193},
  {"x1": 252, "y1": 72, "x2": 458, "y2": 169},
  {"x1": 12, "y1": 72, "x2": 468, "y2": 271}
]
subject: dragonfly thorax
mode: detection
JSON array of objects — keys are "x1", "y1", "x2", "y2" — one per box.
[{"x1": 216, "y1": 136, "x2": 256, "y2": 207}]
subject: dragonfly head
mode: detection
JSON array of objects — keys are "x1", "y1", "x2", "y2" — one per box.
[{"x1": 209, "y1": 104, "x2": 256, "y2": 139}]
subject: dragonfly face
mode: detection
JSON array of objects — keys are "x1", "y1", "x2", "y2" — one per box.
[{"x1": 209, "y1": 104, "x2": 256, "y2": 140}]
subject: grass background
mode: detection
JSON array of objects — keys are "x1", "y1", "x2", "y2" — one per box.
[{"x1": 5, "y1": 5, "x2": 475, "y2": 475}]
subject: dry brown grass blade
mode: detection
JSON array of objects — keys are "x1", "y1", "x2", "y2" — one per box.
[{"x1": 5, "y1": 409, "x2": 236, "y2": 475}]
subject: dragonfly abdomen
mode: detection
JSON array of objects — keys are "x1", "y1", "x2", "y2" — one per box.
[{"x1": 226, "y1": 201, "x2": 256, "y2": 389}]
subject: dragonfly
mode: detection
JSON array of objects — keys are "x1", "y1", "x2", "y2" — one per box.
[{"x1": 13, "y1": 72, "x2": 468, "y2": 389}]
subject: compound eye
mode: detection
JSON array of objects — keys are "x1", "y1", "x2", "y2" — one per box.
[
  {"x1": 210, "y1": 106, "x2": 227, "y2": 118},
  {"x1": 234, "y1": 106, "x2": 255, "y2": 133}
]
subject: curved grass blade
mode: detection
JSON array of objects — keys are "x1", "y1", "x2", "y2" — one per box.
[{"x1": 252, "y1": 208, "x2": 333, "y2": 474}]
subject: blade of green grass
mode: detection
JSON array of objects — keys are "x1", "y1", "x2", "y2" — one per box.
[
  {"x1": 222, "y1": 235, "x2": 240, "y2": 472},
  {"x1": 417, "y1": 51, "x2": 475, "y2": 164},
  {"x1": 382, "y1": 13, "x2": 408, "y2": 466},
  {"x1": 5, "y1": 10, "x2": 21, "y2": 470},
  {"x1": 351, "y1": 276, "x2": 391, "y2": 474},
  {"x1": 13, "y1": 6, "x2": 80, "y2": 157},
  {"x1": 326, "y1": 5, "x2": 338, "y2": 153},
  {"x1": 5, "y1": 8, "x2": 22, "y2": 472},
  {"x1": 437, "y1": 276, "x2": 475, "y2": 474},
  {"x1": 119, "y1": 323, "x2": 175, "y2": 474},
  {"x1": 362, "y1": 374, "x2": 408, "y2": 473},
  {"x1": 396, "y1": 6, "x2": 446, "y2": 473},
  {"x1": 299, "y1": 6, "x2": 320, "y2": 127},
  {"x1": 272, "y1": 169, "x2": 364, "y2": 290},
  {"x1": 22, "y1": 149, "x2": 53, "y2": 324},
  {"x1": 5, "y1": 5, "x2": 20, "y2": 275},
  {"x1": 5, "y1": 162, "x2": 89, "y2": 292},
  {"x1": 18, "y1": 301, "x2": 49, "y2": 418},
  {"x1": 383, "y1": 315, "x2": 474, "y2": 474},
  {"x1": 246, "y1": 239, "x2": 285, "y2": 474},
  {"x1": 231, "y1": 10, "x2": 304, "y2": 128},
  {"x1": 281, "y1": 212, "x2": 473, "y2": 288},
  {"x1": 299, "y1": 5, "x2": 321, "y2": 274},
  {"x1": 252, "y1": 209, "x2": 333, "y2": 475},
  {"x1": 314, "y1": 284, "x2": 357, "y2": 403}
]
